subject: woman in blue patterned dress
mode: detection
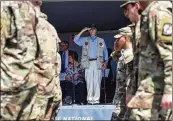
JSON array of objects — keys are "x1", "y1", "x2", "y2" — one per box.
[{"x1": 63, "y1": 50, "x2": 86, "y2": 105}]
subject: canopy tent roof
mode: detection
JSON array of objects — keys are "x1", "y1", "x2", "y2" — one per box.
[{"x1": 42, "y1": 1, "x2": 130, "y2": 33}]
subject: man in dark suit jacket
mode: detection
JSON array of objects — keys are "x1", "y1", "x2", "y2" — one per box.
[
  {"x1": 59, "y1": 41, "x2": 69, "y2": 73},
  {"x1": 59, "y1": 41, "x2": 69, "y2": 102}
]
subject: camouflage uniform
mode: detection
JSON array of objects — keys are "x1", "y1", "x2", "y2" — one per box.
[
  {"x1": 120, "y1": 1, "x2": 141, "y2": 95},
  {"x1": 127, "y1": 1, "x2": 172, "y2": 120},
  {"x1": 126, "y1": 21, "x2": 140, "y2": 103},
  {"x1": 112, "y1": 27, "x2": 134, "y2": 120},
  {"x1": 23, "y1": 10, "x2": 62, "y2": 120},
  {"x1": 49, "y1": 16, "x2": 62, "y2": 120},
  {"x1": 1, "y1": 1, "x2": 39, "y2": 120},
  {"x1": 122, "y1": 17, "x2": 141, "y2": 121}
]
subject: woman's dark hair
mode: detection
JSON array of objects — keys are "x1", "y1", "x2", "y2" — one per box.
[{"x1": 69, "y1": 50, "x2": 78, "y2": 62}]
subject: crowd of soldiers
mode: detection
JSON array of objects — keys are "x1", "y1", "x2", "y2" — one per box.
[
  {"x1": 1, "y1": 1, "x2": 62, "y2": 120},
  {"x1": 0, "y1": 0, "x2": 172, "y2": 121},
  {"x1": 112, "y1": 1, "x2": 172, "y2": 121}
]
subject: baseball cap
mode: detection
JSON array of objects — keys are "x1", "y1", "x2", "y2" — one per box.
[
  {"x1": 120, "y1": 1, "x2": 137, "y2": 8},
  {"x1": 114, "y1": 26, "x2": 132, "y2": 39},
  {"x1": 89, "y1": 24, "x2": 96, "y2": 29}
]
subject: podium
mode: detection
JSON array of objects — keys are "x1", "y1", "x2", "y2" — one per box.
[{"x1": 56, "y1": 105, "x2": 115, "y2": 120}]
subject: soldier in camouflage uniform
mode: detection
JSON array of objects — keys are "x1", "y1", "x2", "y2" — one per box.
[
  {"x1": 127, "y1": 1, "x2": 172, "y2": 120},
  {"x1": 120, "y1": 0, "x2": 141, "y2": 107},
  {"x1": 24, "y1": 1, "x2": 62, "y2": 120},
  {"x1": 112, "y1": 27, "x2": 134, "y2": 120},
  {"x1": 121, "y1": 0, "x2": 172, "y2": 106},
  {"x1": 1, "y1": 1, "x2": 39, "y2": 120}
]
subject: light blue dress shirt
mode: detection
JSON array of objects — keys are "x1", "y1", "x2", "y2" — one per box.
[{"x1": 74, "y1": 35, "x2": 108, "y2": 61}]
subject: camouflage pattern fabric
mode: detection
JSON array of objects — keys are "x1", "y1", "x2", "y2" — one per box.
[
  {"x1": 112, "y1": 27, "x2": 134, "y2": 120},
  {"x1": 24, "y1": 10, "x2": 62, "y2": 120},
  {"x1": 130, "y1": 108, "x2": 172, "y2": 120},
  {"x1": 1, "y1": 1, "x2": 39, "y2": 120},
  {"x1": 126, "y1": 21, "x2": 141, "y2": 101},
  {"x1": 128, "y1": 1, "x2": 172, "y2": 120},
  {"x1": 111, "y1": 51, "x2": 121, "y2": 62},
  {"x1": 113, "y1": 49, "x2": 133, "y2": 119}
]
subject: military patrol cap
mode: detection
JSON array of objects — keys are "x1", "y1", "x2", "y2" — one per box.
[
  {"x1": 114, "y1": 26, "x2": 132, "y2": 39},
  {"x1": 120, "y1": 1, "x2": 137, "y2": 8}
]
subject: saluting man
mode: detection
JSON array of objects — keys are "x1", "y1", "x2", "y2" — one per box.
[{"x1": 74, "y1": 24, "x2": 108, "y2": 105}]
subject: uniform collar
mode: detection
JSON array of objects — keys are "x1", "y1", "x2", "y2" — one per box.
[{"x1": 141, "y1": 1, "x2": 157, "y2": 16}]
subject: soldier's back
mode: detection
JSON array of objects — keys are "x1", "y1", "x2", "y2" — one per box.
[
  {"x1": 25, "y1": 11, "x2": 62, "y2": 120},
  {"x1": 1, "y1": 1, "x2": 38, "y2": 120}
]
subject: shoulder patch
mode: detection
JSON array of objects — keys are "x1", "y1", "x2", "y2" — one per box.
[
  {"x1": 85, "y1": 42, "x2": 88, "y2": 45},
  {"x1": 162, "y1": 23, "x2": 172, "y2": 36},
  {"x1": 99, "y1": 42, "x2": 103, "y2": 46}
]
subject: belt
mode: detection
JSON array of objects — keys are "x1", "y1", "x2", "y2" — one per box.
[{"x1": 89, "y1": 58, "x2": 97, "y2": 61}]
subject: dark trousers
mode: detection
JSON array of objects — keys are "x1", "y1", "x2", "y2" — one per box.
[{"x1": 60, "y1": 81, "x2": 86, "y2": 104}]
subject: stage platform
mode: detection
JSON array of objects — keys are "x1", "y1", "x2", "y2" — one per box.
[{"x1": 56, "y1": 104, "x2": 116, "y2": 120}]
